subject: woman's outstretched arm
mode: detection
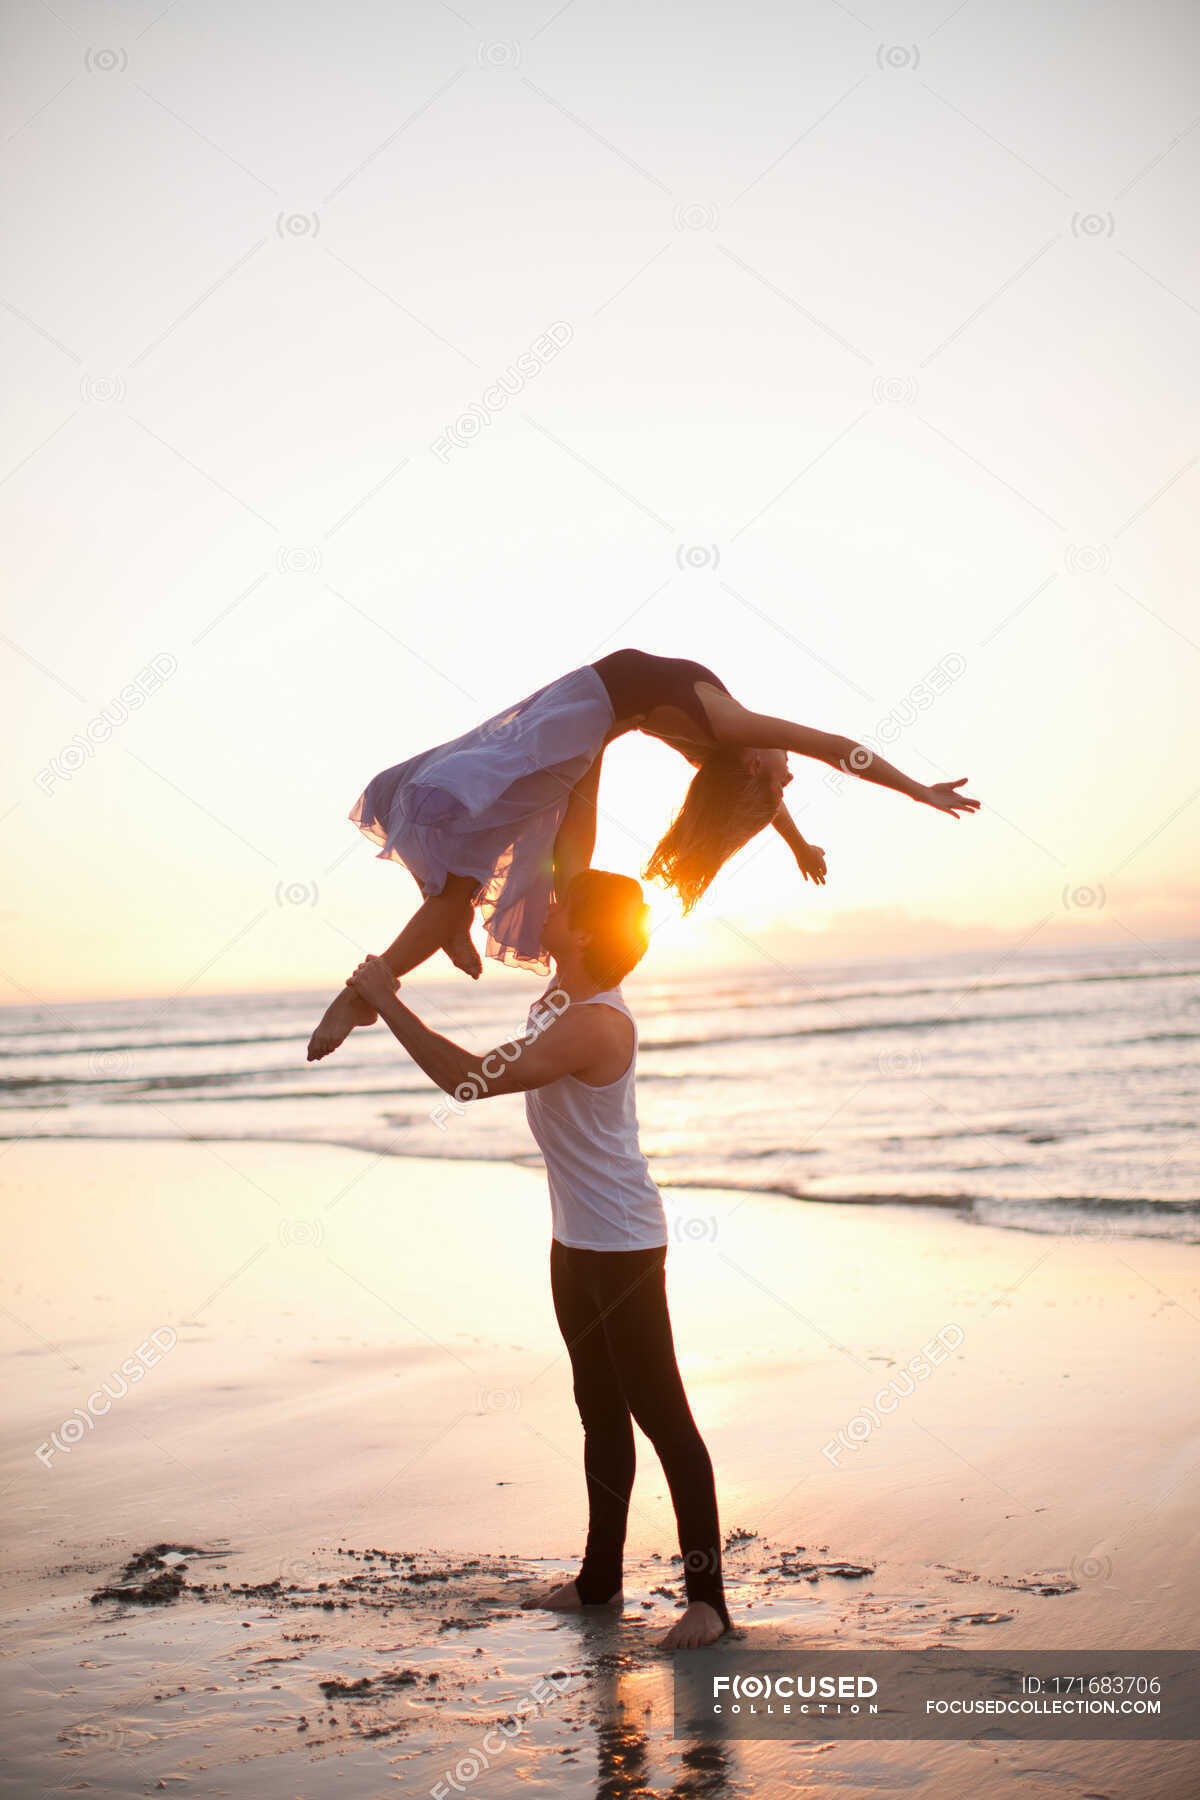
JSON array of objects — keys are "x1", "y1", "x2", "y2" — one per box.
[{"x1": 698, "y1": 686, "x2": 980, "y2": 817}]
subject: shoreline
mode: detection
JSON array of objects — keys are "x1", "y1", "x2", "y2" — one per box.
[{"x1": 3, "y1": 1125, "x2": 1197, "y2": 1243}]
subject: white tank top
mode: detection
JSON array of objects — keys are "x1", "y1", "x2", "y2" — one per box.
[{"x1": 524, "y1": 986, "x2": 668, "y2": 1252}]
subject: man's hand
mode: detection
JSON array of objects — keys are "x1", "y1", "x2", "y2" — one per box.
[
  {"x1": 919, "y1": 778, "x2": 981, "y2": 817},
  {"x1": 795, "y1": 841, "x2": 827, "y2": 885},
  {"x1": 346, "y1": 955, "x2": 399, "y2": 1010}
]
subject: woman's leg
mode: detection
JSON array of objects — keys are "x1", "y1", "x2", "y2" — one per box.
[
  {"x1": 306, "y1": 874, "x2": 481, "y2": 1062},
  {"x1": 586, "y1": 1245, "x2": 732, "y2": 1646},
  {"x1": 377, "y1": 873, "x2": 482, "y2": 982},
  {"x1": 522, "y1": 1240, "x2": 634, "y2": 1612}
]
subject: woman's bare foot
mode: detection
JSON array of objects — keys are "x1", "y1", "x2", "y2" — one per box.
[
  {"x1": 445, "y1": 921, "x2": 482, "y2": 979},
  {"x1": 520, "y1": 1580, "x2": 622, "y2": 1612},
  {"x1": 659, "y1": 1600, "x2": 728, "y2": 1650},
  {"x1": 307, "y1": 986, "x2": 377, "y2": 1062}
]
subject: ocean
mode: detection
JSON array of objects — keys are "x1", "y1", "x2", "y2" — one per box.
[{"x1": 2, "y1": 936, "x2": 1197, "y2": 1241}]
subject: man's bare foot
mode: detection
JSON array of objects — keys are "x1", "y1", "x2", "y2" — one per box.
[
  {"x1": 659, "y1": 1600, "x2": 728, "y2": 1650},
  {"x1": 307, "y1": 987, "x2": 377, "y2": 1062},
  {"x1": 520, "y1": 1580, "x2": 622, "y2": 1612},
  {"x1": 445, "y1": 922, "x2": 482, "y2": 980}
]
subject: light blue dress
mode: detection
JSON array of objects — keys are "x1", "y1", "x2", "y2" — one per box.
[{"x1": 349, "y1": 664, "x2": 616, "y2": 972}]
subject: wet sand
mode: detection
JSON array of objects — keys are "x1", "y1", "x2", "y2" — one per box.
[{"x1": 2, "y1": 1138, "x2": 1198, "y2": 1797}]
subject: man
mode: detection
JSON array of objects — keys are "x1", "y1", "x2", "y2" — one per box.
[{"x1": 346, "y1": 868, "x2": 732, "y2": 1649}]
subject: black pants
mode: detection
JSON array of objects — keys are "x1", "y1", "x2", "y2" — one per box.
[{"x1": 549, "y1": 1238, "x2": 730, "y2": 1631}]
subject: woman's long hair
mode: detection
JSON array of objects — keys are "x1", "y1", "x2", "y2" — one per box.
[{"x1": 643, "y1": 748, "x2": 779, "y2": 912}]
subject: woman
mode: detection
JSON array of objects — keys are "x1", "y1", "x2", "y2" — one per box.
[{"x1": 307, "y1": 647, "x2": 978, "y2": 1060}]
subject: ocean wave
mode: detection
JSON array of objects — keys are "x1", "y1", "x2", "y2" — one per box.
[
  {"x1": 3, "y1": 1128, "x2": 1196, "y2": 1240},
  {"x1": 637, "y1": 1006, "x2": 1096, "y2": 1056},
  {"x1": 2, "y1": 961, "x2": 1193, "y2": 1058},
  {"x1": 0, "y1": 1063, "x2": 726, "y2": 1107},
  {"x1": 633, "y1": 962, "x2": 1200, "y2": 1019},
  {"x1": 0, "y1": 1071, "x2": 438, "y2": 1103},
  {"x1": 655, "y1": 1176, "x2": 1200, "y2": 1237},
  {"x1": 0, "y1": 1028, "x2": 306, "y2": 1061}
]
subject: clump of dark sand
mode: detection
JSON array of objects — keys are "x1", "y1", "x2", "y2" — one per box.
[
  {"x1": 993, "y1": 1572, "x2": 1079, "y2": 1596},
  {"x1": 318, "y1": 1668, "x2": 433, "y2": 1697},
  {"x1": 89, "y1": 1544, "x2": 212, "y2": 1606},
  {"x1": 767, "y1": 1548, "x2": 876, "y2": 1581}
]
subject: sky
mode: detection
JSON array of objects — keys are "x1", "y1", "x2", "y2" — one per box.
[{"x1": 2, "y1": 0, "x2": 1198, "y2": 1003}]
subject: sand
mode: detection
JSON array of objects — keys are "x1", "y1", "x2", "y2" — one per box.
[{"x1": 2, "y1": 1136, "x2": 1198, "y2": 1797}]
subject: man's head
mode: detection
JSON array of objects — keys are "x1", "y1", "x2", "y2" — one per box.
[{"x1": 541, "y1": 870, "x2": 652, "y2": 988}]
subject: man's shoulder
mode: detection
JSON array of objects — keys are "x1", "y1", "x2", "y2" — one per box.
[
  {"x1": 540, "y1": 998, "x2": 633, "y2": 1078},
  {"x1": 577, "y1": 1000, "x2": 636, "y2": 1068},
  {"x1": 556, "y1": 999, "x2": 631, "y2": 1038}
]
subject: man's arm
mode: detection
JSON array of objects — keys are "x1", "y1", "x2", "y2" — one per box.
[
  {"x1": 551, "y1": 752, "x2": 603, "y2": 897},
  {"x1": 345, "y1": 958, "x2": 605, "y2": 1096}
]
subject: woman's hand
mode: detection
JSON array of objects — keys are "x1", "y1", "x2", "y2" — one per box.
[
  {"x1": 795, "y1": 841, "x2": 827, "y2": 885},
  {"x1": 919, "y1": 778, "x2": 980, "y2": 817},
  {"x1": 346, "y1": 955, "x2": 399, "y2": 1009}
]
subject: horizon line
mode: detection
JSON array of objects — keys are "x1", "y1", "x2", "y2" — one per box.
[{"x1": 2, "y1": 927, "x2": 1198, "y2": 1014}]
